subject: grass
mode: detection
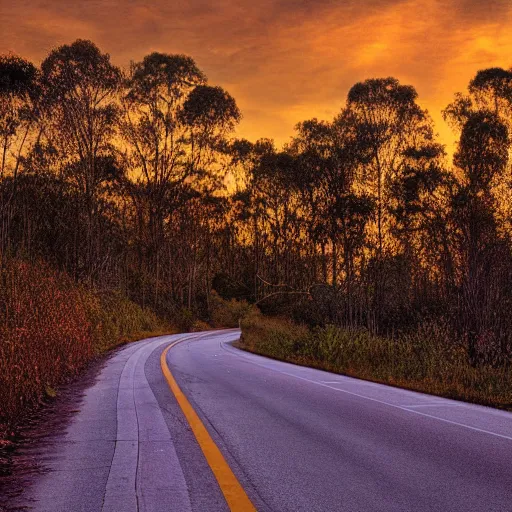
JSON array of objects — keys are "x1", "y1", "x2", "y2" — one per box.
[
  {"x1": 0, "y1": 259, "x2": 174, "y2": 441},
  {"x1": 0, "y1": 261, "x2": 253, "y2": 443},
  {"x1": 239, "y1": 313, "x2": 512, "y2": 410}
]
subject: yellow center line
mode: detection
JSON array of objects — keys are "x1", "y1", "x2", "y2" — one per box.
[{"x1": 160, "y1": 338, "x2": 257, "y2": 512}]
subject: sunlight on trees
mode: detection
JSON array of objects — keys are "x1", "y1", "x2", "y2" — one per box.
[{"x1": 2, "y1": 41, "x2": 512, "y2": 367}]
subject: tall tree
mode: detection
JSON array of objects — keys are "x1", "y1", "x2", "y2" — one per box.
[
  {"x1": 347, "y1": 78, "x2": 438, "y2": 324},
  {"x1": 347, "y1": 78, "x2": 432, "y2": 257},
  {"x1": 120, "y1": 52, "x2": 206, "y2": 302},
  {"x1": 40, "y1": 39, "x2": 122, "y2": 279},
  {"x1": 0, "y1": 55, "x2": 38, "y2": 257},
  {"x1": 452, "y1": 111, "x2": 509, "y2": 364},
  {"x1": 180, "y1": 84, "x2": 241, "y2": 192},
  {"x1": 469, "y1": 68, "x2": 512, "y2": 116}
]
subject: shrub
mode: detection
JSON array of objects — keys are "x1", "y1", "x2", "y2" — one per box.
[
  {"x1": 173, "y1": 307, "x2": 196, "y2": 332},
  {"x1": 209, "y1": 291, "x2": 257, "y2": 328},
  {"x1": 0, "y1": 260, "x2": 93, "y2": 437},
  {"x1": 191, "y1": 320, "x2": 211, "y2": 332},
  {"x1": 0, "y1": 259, "x2": 172, "y2": 440},
  {"x1": 82, "y1": 290, "x2": 164, "y2": 352}
]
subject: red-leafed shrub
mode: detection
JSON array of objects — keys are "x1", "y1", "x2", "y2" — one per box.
[{"x1": 0, "y1": 260, "x2": 93, "y2": 438}]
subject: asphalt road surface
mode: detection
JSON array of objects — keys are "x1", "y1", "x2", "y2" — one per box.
[{"x1": 7, "y1": 329, "x2": 512, "y2": 511}]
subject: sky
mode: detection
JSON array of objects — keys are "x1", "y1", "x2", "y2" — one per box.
[{"x1": 2, "y1": 0, "x2": 512, "y2": 155}]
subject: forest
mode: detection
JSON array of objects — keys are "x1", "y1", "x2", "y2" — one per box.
[{"x1": 2, "y1": 39, "x2": 512, "y2": 435}]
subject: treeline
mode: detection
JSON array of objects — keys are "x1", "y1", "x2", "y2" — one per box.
[
  {"x1": 2, "y1": 40, "x2": 512, "y2": 368},
  {"x1": 236, "y1": 73, "x2": 512, "y2": 368},
  {"x1": 1, "y1": 40, "x2": 242, "y2": 322}
]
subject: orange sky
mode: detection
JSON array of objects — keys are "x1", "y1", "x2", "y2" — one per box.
[{"x1": 2, "y1": 0, "x2": 512, "y2": 155}]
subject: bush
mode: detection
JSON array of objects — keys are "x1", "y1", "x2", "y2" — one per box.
[
  {"x1": 209, "y1": 291, "x2": 257, "y2": 328},
  {"x1": 0, "y1": 260, "x2": 93, "y2": 438},
  {"x1": 0, "y1": 259, "x2": 172, "y2": 440},
  {"x1": 173, "y1": 307, "x2": 196, "y2": 332},
  {"x1": 82, "y1": 290, "x2": 164, "y2": 352}
]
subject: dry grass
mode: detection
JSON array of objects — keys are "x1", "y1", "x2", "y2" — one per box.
[
  {"x1": 209, "y1": 291, "x2": 256, "y2": 328},
  {"x1": 240, "y1": 314, "x2": 512, "y2": 410},
  {"x1": 0, "y1": 259, "x2": 173, "y2": 440}
]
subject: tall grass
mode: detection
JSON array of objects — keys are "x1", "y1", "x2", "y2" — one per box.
[
  {"x1": 240, "y1": 314, "x2": 512, "y2": 409},
  {"x1": 209, "y1": 291, "x2": 256, "y2": 328},
  {"x1": 82, "y1": 289, "x2": 167, "y2": 352},
  {"x1": 0, "y1": 260, "x2": 171, "y2": 440}
]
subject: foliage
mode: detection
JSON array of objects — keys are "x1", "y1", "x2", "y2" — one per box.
[
  {"x1": 2, "y1": 41, "x2": 512, "y2": 440},
  {"x1": 0, "y1": 260, "x2": 92, "y2": 438},
  {"x1": 81, "y1": 289, "x2": 165, "y2": 352},
  {"x1": 209, "y1": 291, "x2": 257, "y2": 328},
  {"x1": 0, "y1": 259, "x2": 171, "y2": 439}
]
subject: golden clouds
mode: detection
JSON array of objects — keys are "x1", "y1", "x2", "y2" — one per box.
[{"x1": 1, "y1": 0, "x2": 512, "y2": 152}]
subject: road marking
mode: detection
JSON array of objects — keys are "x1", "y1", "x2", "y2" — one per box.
[
  {"x1": 403, "y1": 403, "x2": 467, "y2": 408},
  {"x1": 161, "y1": 339, "x2": 257, "y2": 512},
  {"x1": 221, "y1": 341, "x2": 512, "y2": 443}
]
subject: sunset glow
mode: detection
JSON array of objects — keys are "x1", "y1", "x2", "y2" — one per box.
[{"x1": 2, "y1": 0, "x2": 511, "y2": 152}]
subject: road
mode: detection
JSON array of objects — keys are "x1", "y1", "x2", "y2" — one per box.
[{"x1": 7, "y1": 329, "x2": 512, "y2": 511}]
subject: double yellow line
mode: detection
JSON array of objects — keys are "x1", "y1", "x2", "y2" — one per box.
[{"x1": 160, "y1": 338, "x2": 257, "y2": 512}]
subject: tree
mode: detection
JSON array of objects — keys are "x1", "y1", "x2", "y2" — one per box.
[
  {"x1": 347, "y1": 77, "x2": 439, "y2": 324},
  {"x1": 469, "y1": 68, "x2": 512, "y2": 116},
  {"x1": 40, "y1": 39, "x2": 122, "y2": 279},
  {"x1": 452, "y1": 111, "x2": 509, "y2": 364},
  {"x1": 444, "y1": 68, "x2": 512, "y2": 131},
  {"x1": 120, "y1": 52, "x2": 206, "y2": 302},
  {"x1": 347, "y1": 77, "x2": 431, "y2": 257},
  {"x1": 288, "y1": 119, "x2": 335, "y2": 283},
  {"x1": 121, "y1": 53, "x2": 241, "y2": 308},
  {"x1": 180, "y1": 84, "x2": 241, "y2": 192},
  {"x1": 0, "y1": 55, "x2": 38, "y2": 257}
]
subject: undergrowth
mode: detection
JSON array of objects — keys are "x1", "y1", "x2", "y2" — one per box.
[
  {"x1": 239, "y1": 314, "x2": 512, "y2": 410},
  {"x1": 0, "y1": 260, "x2": 172, "y2": 441}
]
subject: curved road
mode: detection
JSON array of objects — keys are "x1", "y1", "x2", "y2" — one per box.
[{"x1": 8, "y1": 329, "x2": 512, "y2": 511}]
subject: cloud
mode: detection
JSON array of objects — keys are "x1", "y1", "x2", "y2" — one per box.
[{"x1": 1, "y1": 0, "x2": 512, "y2": 149}]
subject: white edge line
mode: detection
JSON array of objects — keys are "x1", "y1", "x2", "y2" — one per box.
[
  {"x1": 403, "y1": 403, "x2": 468, "y2": 408},
  {"x1": 221, "y1": 341, "x2": 512, "y2": 443}
]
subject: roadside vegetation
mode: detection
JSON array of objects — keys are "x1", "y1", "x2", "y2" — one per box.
[
  {"x1": 0, "y1": 259, "x2": 171, "y2": 441},
  {"x1": 240, "y1": 314, "x2": 512, "y2": 410},
  {"x1": 0, "y1": 263, "x2": 251, "y2": 442},
  {"x1": 2, "y1": 40, "x2": 512, "y2": 439}
]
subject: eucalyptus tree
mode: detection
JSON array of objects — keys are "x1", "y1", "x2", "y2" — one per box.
[
  {"x1": 0, "y1": 55, "x2": 38, "y2": 180},
  {"x1": 452, "y1": 112, "x2": 509, "y2": 363},
  {"x1": 346, "y1": 78, "x2": 440, "y2": 325},
  {"x1": 347, "y1": 78, "x2": 434, "y2": 258},
  {"x1": 469, "y1": 68, "x2": 512, "y2": 117},
  {"x1": 120, "y1": 52, "x2": 206, "y2": 301},
  {"x1": 121, "y1": 54, "x2": 241, "y2": 306},
  {"x1": 177, "y1": 89, "x2": 240, "y2": 310},
  {"x1": 388, "y1": 143, "x2": 456, "y2": 310},
  {"x1": 290, "y1": 115, "x2": 374, "y2": 325},
  {"x1": 0, "y1": 55, "x2": 39, "y2": 257},
  {"x1": 121, "y1": 52, "x2": 206, "y2": 198},
  {"x1": 445, "y1": 70, "x2": 512, "y2": 360},
  {"x1": 180, "y1": 84, "x2": 241, "y2": 191},
  {"x1": 288, "y1": 119, "x2": 334, "y2": 283},
  {"x1": 443, "y1": 68, "x2": 512, "y2": 131},
  {"x1": 232, "y1": 144, "x2": 296, "y2": 297},
  {"x1": 227, "y1": 138, "x2": 275, "y2": 301},
  {"x1": 39, "y1": 39, "x2": 122, "y2": 279}
]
